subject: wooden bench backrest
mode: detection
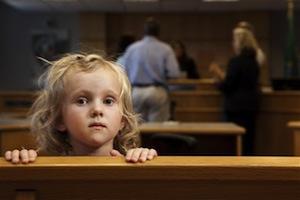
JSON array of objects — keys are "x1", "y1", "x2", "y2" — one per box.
[{"x1": 0, "y1": 156, "x2": 300, "y2": 200}]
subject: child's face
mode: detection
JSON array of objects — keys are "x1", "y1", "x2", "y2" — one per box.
[{"x1": 57, "y1": 68, "x2": 125, "y2": 155}]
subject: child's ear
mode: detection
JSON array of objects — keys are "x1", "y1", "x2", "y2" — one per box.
[{"x1": 120, "y1": 117, "x2": 126, "y2": 130}]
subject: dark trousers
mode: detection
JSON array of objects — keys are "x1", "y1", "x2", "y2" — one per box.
[{"x1": 225, "y1": 111, "x2": 257, "y2": 156}]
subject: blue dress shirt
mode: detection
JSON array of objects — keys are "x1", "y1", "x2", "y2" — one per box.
[{"x1": 119, "y1": 36, "x2": 180, "y2": 87}]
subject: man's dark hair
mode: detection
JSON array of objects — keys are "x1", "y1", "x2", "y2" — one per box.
[{"x1": 144, "y1": 17, "x2": 160, "y2": 37}]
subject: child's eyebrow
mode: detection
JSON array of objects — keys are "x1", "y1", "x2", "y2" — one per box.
[
  {"x1": 70, "y1": 89, "x2": 90, "y2": 95},
  {"x1": 105, "y1": 90, "x2": 120, "y2": 98},
  {"x1": 68, "y1": 89, "x2": 91, "y2": 99},
  {"x1": 70, "y1": 89, "x2": 120, "y2": 98}
]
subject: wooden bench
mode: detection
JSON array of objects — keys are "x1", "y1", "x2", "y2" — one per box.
[
  {"x1": 140, "y1": 122, "x2": 245, "y2": 156},
  {"x1": 287, "y1": 121, "x2": 300, "y2": 156},
  {"x1": 0, "y1": 118, "x2": 32, "y2": 155},
  {"x1": 0, "y1": 156, "x2": 299, "y2": 200}
]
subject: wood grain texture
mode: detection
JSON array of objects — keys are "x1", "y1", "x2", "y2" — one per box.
[{"x1": 0, "y1": 156, "x2": 299, "y2": 200}]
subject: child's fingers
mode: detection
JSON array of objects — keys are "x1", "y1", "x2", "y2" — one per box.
[
  {"x1": 20, "y1": 149, "x2": 29, "y2": 164},
  {"x1": 28, "y1": 149, "x2": 37, "y2": 162},
  {"x1": 147, "y1": 148, "x2": 158, "y2": 160},
  {"x1": 11, "y1": 150, "x2": 20, "y2": 164},
  {"x1": 110, "y1": 149, "x2": 123, "y2": 157},
  {"x1": 4, "y1": 151, "x2": 12, "y2": 161},
  {"x1": 125, "y1": 149, "x2": 134, "y2": 161},
  {"x1": 129, "y1": 148, "x2": 143, "y2": 163},
  {"x1": 139, "y1": 148, "x2": 149, "y2": 162}
]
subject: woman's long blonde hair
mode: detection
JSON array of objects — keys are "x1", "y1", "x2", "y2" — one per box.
[
  {"x1": 30, "y1": 53, "x2": 140, "y2": 155},
  {"x1": 232, "y1": 27, "x2": 259, "y2": 55}
]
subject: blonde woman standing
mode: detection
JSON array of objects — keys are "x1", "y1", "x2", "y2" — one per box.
[
  {"x1": 237, "y1": 21, "x2": 269, "y2": 86},
  {"x1": 210, "y1": 27, "x2": 260, "y2": 155}
]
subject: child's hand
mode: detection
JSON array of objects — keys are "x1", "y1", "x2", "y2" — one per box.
[
  {"x1": 125, "y1": 148, "x2": 157, "y2": 163},
  {"x1": 4, "y1": 149, "x2": 37, "y2": 164}
]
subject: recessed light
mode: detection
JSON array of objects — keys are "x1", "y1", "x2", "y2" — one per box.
[
  {"x1": 203, "y1": 0, "x2": 239, "y2": 2},
  {"x1": 124, "y1": 0, "x2": 159, "y2": 2}
]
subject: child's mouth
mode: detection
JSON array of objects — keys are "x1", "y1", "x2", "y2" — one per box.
[{"x1": 89, "y1": 122, "x2": 106, "y2": 129}]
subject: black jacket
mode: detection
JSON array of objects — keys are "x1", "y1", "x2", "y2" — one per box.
[{"x1": 219, "y1": 48, "x2": 260, "y2": 112}]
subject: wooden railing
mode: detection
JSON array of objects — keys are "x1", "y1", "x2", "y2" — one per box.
[
  {"x1": 0, "y1": 156, "x2": 300, "y2": 200},
  {"x1": 287, "y1": 121, "x2": 300, "y2": 156}
]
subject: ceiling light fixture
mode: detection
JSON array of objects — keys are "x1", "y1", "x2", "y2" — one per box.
[
  {"x1": 124, "y1": 0, "x2": 159, "y2": 2},
  {"x1": 202, "y1": 0, "x2": 239, "y2": 2}
]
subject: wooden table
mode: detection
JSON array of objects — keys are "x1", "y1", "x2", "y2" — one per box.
[
  {"x1": 287, "y1": 121, "x2": 300, "y2": 156},
  {"x1": 139, "y1": 122, "x2": 245, "y2": 156},
  {"x1": 168, "y1": 78, "x2": 216, "y2": 90},
  {"x1": 0, "y1": 156, "x2": 299, "y2": 200},
  {"x1": 0, "y1": 118, "x2": 245, "y2": 156}
]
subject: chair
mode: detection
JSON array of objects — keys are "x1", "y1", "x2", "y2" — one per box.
[{"x1": 149, "y1": 133, "x2": 198, "y2": 155}]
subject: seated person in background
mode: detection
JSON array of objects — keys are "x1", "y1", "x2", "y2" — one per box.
[
  {"x1": 209, "y1": 27, "x2": 260, "y2": 155},
  {"x1": 173, "y1": 40, "x2": 200, "y2": 79},
  {"x1": 5, "y1": 53, "x2": 157, "y2": 164}
]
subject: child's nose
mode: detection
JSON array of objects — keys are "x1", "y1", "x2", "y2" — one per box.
[{"x1": 91, "y1": 100, "x2": 103, "y2": 117}]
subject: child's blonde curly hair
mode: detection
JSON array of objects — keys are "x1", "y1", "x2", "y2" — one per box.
[{"x1": 30, "y1": 53, "x2": 140, "y2": 155}]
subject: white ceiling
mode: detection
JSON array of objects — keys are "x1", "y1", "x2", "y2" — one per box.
[{"x1": 2, "y1": 0, "x2": 299, "y2": 12}]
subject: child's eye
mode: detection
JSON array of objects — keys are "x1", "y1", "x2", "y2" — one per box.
[
  {"x1": 103, "y1": 97, "x2": 115, "y2": 106},
  {"x1": 76, "y1": 97, "x2": 88, "y2": 105}
]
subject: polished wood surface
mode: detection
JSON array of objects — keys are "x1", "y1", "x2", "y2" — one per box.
[
  {"x1": 287, "y1": 121, "x2": 300, "y2": 156},
  {"x1": 140, "y1": 122, "x2": 245, "y2": 135},
  {"x1": 287, "y1": 121, "x2": 300, "y2": 128},
  {"x1": 168, "y1": 78, "x2": 216, "y2": 90},
  {"x1": 0, "y1": 156, "x2": 299, "y2": 200}
]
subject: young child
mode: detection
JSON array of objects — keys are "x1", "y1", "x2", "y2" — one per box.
[{"x1": 5, "y1": 53, "x2": 157, "y2": 164}]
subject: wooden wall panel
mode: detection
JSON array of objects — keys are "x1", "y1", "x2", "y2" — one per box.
[
  {"x1": 79, "y1": 13, "x2": 106, "y2": 54},
  {"x1": 104, "y1": 12, "x2": 270, "y2": 79}
]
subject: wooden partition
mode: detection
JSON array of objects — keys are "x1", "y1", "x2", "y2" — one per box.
[
  {"x1": 170, "y1": 90, "x2": 300, "y2": 155},
  {"x1": 170, "y1": 90, "x2": 221, "y2": 121},
  {"x1": 0, "y1": 156, "x2": 299, "y2": 200},
  {"x1": 0, "y1": 118, "x2": 32, "y2": 155},
  {"x1": 0, "y1": 91, "x2": 36, "y2": 116}
]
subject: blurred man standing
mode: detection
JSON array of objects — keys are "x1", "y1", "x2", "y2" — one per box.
[{"x1": 120, "y1": 17, "x2": 180, "y2": 122}]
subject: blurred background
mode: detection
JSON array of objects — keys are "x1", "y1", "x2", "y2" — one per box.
[
  {"x1": 0, "y1": 0, "x2": 299, "y2": 90},
  {"x1": 0, "y1": 0, "x2": 300, "y2": 157}
]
